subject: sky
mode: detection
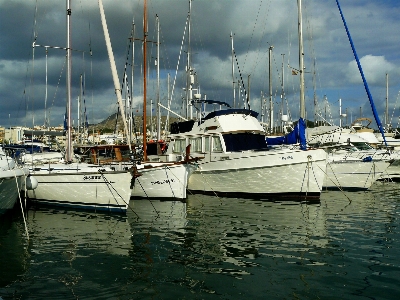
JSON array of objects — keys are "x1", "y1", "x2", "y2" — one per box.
[{"x1": 1, "y1": 0, "x2": 400, "y2": 131}]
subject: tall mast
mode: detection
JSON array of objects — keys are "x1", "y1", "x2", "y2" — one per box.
[
  {"x1": 231, "y1": 32, "x2": 235, "y2": 108},
  {"x1": 280, "y1": 53, "x2": 285, "y2": 131},
  {"x1": 385, "y1": 73, "x2": 389, "y2": 127},
  {"x1": 269, "y1": 46, "x2": 273, "y2": 132},
  {"x1": 98, "y1": 0, "x2": 131, "y2": 149},
  {"x1": 45, "y1": 46, "x2": 48, "y2": 128},
  {"x1": 130, "y1": 18, "x2": 135, "y2": 144},
  {"x1": 186, "y1": 0, "x2": 192, "y2": 119},
  {"x1": 156, "y1": 14, "x2": 161, "y2": 141},
  {"x1": 298, "y1": 0, "x2": 305, "y2": 119},
  {"x1": 143, "y1": 0, "x2": 148, "y2": 160},
  {"x1": 66, "y1": 0, "x2": 72, "y2": 162},
  {"x1": 78, "y1": 74, "x2": 82, "y2": 143}
]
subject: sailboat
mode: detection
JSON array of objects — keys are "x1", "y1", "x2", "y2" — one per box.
[
  {"x1": 96, "y1": 0, "x2": 199, "y2": 200},
  {"x1": 26, "y1": 0, "x2": 131, "y2": 213},
  {"x1": 304, "y1": 0, "x2": 392, "y2": 190}
]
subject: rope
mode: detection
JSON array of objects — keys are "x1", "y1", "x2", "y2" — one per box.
[
  {"x1": 197, "y1": 167, "x2": 222, "y2": 203},
  {"x1": 315, "y1": 161, "x2": 352, "y2": 202},
  {"x1": 233, "y1": 49, "x2": 249, "y2": 109},
  {"x1": 14, "y1": 169, "x2": 29, "y2": 240},
  {"x1": 363, "y1": 161, "x2": 377, "y2": 190},
  {"x1": 98, "y1": 170, "x2": 135, "y2": 215},
  {"x1": 135, "y1": 178, "x2": 160, "y2": 218}
]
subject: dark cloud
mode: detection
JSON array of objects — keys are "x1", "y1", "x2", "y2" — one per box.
[{"x1": 1, "y1": 0, "x2": 400, "y2": 129}]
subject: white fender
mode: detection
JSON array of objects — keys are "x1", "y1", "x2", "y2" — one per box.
[{"x1": 26, "y1": 176, "x2": 38, "y2": 190}]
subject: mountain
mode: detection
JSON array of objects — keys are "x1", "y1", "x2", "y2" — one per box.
[{"x1": 89, "y1": 113, "x2": 179, "y2": 134}]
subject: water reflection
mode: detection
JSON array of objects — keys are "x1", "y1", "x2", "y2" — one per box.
[
  {"x1": 1, "y1": 185, "x2": 400, "y2": 299},
  {"x1": 0, "y1": 208, "x2": 29, "y2": 287},
  {"x1": 184, "y1": 197, "x2": 328, "y2": 274},
  {"x1": 0, "y1": 207, "x2": 132, "y2": 299}
]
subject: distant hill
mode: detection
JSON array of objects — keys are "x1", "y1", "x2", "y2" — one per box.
[{"x1": 89, "y1": 113, "x2": 179, "y2": 134}]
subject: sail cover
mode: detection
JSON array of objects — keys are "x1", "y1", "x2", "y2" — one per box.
[{"x1": 266, "y1": 118, "x2": 307, "y2": 150}]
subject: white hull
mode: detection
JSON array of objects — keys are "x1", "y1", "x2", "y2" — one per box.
[
  {"x1": 375, "y1": 163, "x2": 400, "y2": 182},
  {"x1": 163, "y1": 109, "x2": 328, "y2": 200},
  {"x1": 188, "y1": 148, "x2": 327, "y2": 199},
  {"x1": 0, "y1": 170, "x2": 27, "y2": 213},
  {"x1": 132, "y1": 163, "x2": 194, "y2": 199},
  {"x1": 27, "y1": 163, "x2": 131, "y2": 213},
  {"x1": 1, "y1": 146, "x2": 29, "y2": 214},
  {"x1": 324, "y1": 159, "x2": 390, "y2": 190},
  {"x1": 375, "y1": 133, "x2": 400, "y2": 150},
  {"x1": 22, "y1": 151, "x2": 64, "y2": 165}
]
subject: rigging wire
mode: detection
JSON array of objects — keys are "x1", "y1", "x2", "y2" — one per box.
[{"x1": 233, "y1": 49, "x2": 249, "y2": 109}]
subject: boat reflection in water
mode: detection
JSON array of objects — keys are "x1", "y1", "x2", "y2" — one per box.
[
  {"x1": 129, "y1": 196, "x2": 328, "y2": 279},
  {"x1": 0, "y1": 209, "x2": 29, "y2": 288},
  {"x1": 184, "y1": 196, "x2": 328, "y2": 274},
  {"x1": 2, "y1": 188, "x2": 399, "y2": 299},
  {"x1": 0, "y1": 206, "x2": 132, "y2": 298}
]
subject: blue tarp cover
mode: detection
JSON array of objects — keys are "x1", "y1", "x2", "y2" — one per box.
[{"x1": 266, "y1": 118, "x2": 307, "y2": 150}]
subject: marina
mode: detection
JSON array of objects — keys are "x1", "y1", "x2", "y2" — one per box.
[
  {"x1": 1, "y1": 0, "x2": 400, "y2": 298},
  {"x1": 1, "y1": 184, "x2": 400, "y2": 299}
]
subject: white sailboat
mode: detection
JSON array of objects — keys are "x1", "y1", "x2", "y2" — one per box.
[
  {"x1": 27, "y1": 0, "x2": 131, "y2": 213},
  {"x1": 306, "y1": 1, "x2": 393, "y2": 190},
  {"x1": 97, "y1": 0, "x2": 197, "y2": 200}
]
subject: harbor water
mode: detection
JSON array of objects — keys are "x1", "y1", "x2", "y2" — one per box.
[{"x1": 1, "y1": 182, "x2": 400, "y2": 299}]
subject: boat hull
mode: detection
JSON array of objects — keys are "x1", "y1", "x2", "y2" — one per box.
[
  {"x1": 27, "y1": 168, "x2": 131, "y2": 213},
  {"x1": 132, "y1": 163, "x2": 194, "y2": 199},
  {"x1": 0, "y1": 168, "x2": 28, "y2": 214},
  {"x1": 188, "y1": 148, "x2": 327, "y2": 200},
  {"x1": 324, "y1": 159, "x2": 390, "y2": 190}
]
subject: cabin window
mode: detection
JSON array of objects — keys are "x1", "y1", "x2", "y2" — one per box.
[
  {"x1": 173, "y1": 139, "x2": 186, "y2": 153},
  {"x1": 189, "y1": 137, "x2": 202, "y2": 152},
  {"x1": 212, "y1": 136, "x2": 223, "y2": 152},
  {"x1": 352, "y1": 142, "x2": 373, "y2": 151},
  {"x1": 204, "y1": 136, "x2": 210, "y2": 152},
  {"x1": 223, "y1": 132, "x2": 267, "y2": 152}
]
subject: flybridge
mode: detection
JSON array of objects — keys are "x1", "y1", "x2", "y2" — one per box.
[{"x1": 170, "y1": 109, "x2": 262, "y2": 135}]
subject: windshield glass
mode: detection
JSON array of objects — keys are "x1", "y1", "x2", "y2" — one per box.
[
  {"x1": 223, "y1": 133, "x2": 267, "y2": 152},
  {"x1": 352, "y1": 142, "x2": 373, "y2": 150}
]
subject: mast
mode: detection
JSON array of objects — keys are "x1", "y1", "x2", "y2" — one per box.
[
  {"x1": 130, "y1": 18, "x2": 135, "y2": 143},
  {"x1": 186, "y1": 0, "x2": 193, "y2": 119},
  {"x1": 45, "y1": 46, "x2": 48, "y2": 128},
  {"x1": 280, "y1": 53, "x2": 285, "y2": 131},
  {"x1": 156, "y1": 14, "x2": 161, "y2": 141},
  {"x1": 385, "y1": 73, "x2": 389, "y2": 127},
  {"x1": 335, "y1": 0, "x2": 387, "y2": 147},
  {"x1": 98, "y1": 0, "x2": 131, "y2": 149},
  {"x1": 268, "y1": 46, "x2": 273, "y2": 132},
  {"x1": 247, "y1": 75, "x2": 251, "y2": 109},
  {"x1": 78, "y1": 74, "x2": 83, "y2": 143},
  {"x1": 66, "y1": 0, "x2": 72, "y2": 162},
  {"x1": 231, "y1": 32, "x2": 235, "y2": 108},
  {"x1": 143, "y1": 0, "x2": 148, "y2": 160},
  {"x1": 297, "y1": 0, "x2": 305, "y2": 119}
]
